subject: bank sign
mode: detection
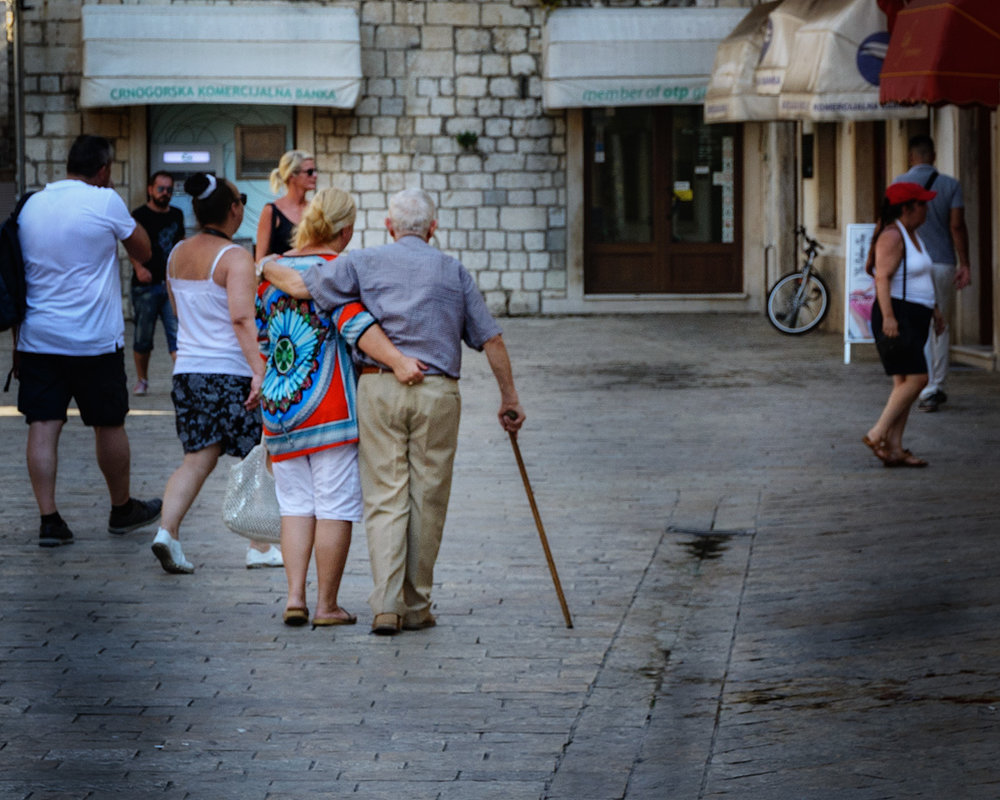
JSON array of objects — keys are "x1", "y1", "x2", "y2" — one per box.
[
  {"x1": 79, "y1": 78, "x2": 361, "y2": 110},
  {"x1": 543, "y1": 77, "x2": 708, "y2": 110}
]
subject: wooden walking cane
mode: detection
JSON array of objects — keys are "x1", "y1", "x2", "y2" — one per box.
[{"x1": 505, "y1": 412, "x2": 573, "y2": 628}]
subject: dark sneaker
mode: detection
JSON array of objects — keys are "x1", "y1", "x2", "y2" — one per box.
[
  {"x1": 39, "y1": 519, "x2": 74, "y2": 548},
  {"x1": 918, "y1": 390, "x2": 947, "y2": 412},
  {"x1": 108, "y1": 497, "x2": 162, "y2": 535}
]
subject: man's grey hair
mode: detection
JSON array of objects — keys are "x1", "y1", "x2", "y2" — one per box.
[{"x1": 389, "y1": 188, "x2": 436, "y2": 236}]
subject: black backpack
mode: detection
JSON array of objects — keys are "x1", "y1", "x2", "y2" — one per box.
[{"x1": 0, "y1": 192, "x2": 36, "y2": 332}]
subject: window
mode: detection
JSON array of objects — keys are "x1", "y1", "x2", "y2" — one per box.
[
  {"x1": 816, "y1": 123, "x2": 837, "y2": 229},
  {"x1": 235, "y1": 125, "x2": 287, "y2": 179},
  {"x1": 587, "y1": 108, "x2": 653, "y2": 244},
  {"x1": 583, "y1": 107, "x2": 742, "y2": 294}
]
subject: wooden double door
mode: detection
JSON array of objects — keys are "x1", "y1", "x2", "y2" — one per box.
[{"x1": 584, "y1": 106, "x2": 742, "y2": 295}]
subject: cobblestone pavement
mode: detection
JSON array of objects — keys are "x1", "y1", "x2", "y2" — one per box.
[{"x1": 1, "y1": 315, "x2": 998, "y2": 799}]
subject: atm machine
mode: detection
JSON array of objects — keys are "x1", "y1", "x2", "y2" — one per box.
[
  {"x1": 147, "y1": 103, "x2": 293, "y2": 252},
  {"x1": 150, "y1": 142, "x2": 225, "y2": 237}
]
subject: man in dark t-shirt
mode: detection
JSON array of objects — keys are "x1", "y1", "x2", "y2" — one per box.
[{"x1": 130, "y1": 171, "x2": 185, "y2": 395}]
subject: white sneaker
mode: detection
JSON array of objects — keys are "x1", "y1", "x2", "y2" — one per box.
[
  {"x1": 246, "y1": 545, "x2": 283, "y2": 569},
  {"x1": 152, "y1": 528, "x2": 194, "y2": 574}
]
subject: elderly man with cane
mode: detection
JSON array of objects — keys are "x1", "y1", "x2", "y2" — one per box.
[{"x1": 263, "y1": 188, "x2": 525, "y2": 635}]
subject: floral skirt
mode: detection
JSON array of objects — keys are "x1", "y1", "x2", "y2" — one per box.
[{"x1": 172, "y1": 372, "x2": 262, "y2": 457}]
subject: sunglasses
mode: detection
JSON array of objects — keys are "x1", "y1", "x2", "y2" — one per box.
[
  {"x1": 298, "y1": 168, "x2": 318, "y2": 177},
  {"x1": 153, "y1": 186, "x2": 173, "y2": 194},
  {"x1": 239, "y1": 193, "x2": 247, "y2": 205}
]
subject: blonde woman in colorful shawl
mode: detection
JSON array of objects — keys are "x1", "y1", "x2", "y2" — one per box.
[{"x1": 256, "y1": 188, "x2": 423, "y2": 626}]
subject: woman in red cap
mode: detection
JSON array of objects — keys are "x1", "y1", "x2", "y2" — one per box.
[{"x1": 863, "y1": 182, "x2": 944, "y2": 467}]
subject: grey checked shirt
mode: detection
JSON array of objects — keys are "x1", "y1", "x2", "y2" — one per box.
[{"x1": 303, "y1": 235, "x2": 502, "y2": 378}]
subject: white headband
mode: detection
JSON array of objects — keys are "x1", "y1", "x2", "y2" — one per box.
[{"x1": 197, "y1": 174, "x2": 217, "y2": 200}]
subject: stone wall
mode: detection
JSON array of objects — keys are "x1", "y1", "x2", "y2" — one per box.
[
  {"x1": 20, "y1": 1, "x2": 133, "y2": 194},
  {"x1": 14, "y1": 0, "x2": 571, "y2": 315},
  {"x1": 316, "y1": 0, "x2": 566, "y2": 315},
  {"x1": 11, "y1": 0, "x2": 756, "y2": 314}
]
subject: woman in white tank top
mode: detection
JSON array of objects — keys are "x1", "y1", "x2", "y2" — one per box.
[
  {"x1": 149, "y1": 172, "x2": 266, "y2": 575},
  {"x1": 864, "y1": 182, "x2": 944, "y2": 469}
]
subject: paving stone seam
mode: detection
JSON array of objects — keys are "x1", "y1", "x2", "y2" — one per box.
[
  {"x1": 698, "y1": 528, "x2": 758, "y2": 799},
  {"x1": 544, "y1": 526, "x2": 670, "y2": 799}
]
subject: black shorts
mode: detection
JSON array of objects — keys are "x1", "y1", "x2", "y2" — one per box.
[
  {"x1": 172, "y1": 372, "x2": 262, "y2": 458},
  {"x1": 871, "y1": 298, "x2": 933, "y2": 376},
  {"x1": 17, "y1": 350, "x2": 129, "y2": 426}
]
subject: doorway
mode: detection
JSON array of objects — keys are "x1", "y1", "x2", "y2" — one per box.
[
  {"x1": 148, "y1": 104, "x2": 294, "y2": 247},
  {"x1": 583, "y1": 106, "x2": 742, "y2": 294}
]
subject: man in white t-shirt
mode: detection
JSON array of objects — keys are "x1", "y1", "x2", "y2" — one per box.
[{"x1": 16, "y1": 135, "x2": 163, "y2": 547}]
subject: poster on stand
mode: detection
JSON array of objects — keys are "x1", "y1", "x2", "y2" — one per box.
[{"x1": 844, "y1": 223, "x2": 876, "y2": 364}]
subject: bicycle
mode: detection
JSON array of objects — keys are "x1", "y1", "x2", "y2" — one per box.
[{"x1": 766, "y1": 225, "x2": 830, "y2": 334}]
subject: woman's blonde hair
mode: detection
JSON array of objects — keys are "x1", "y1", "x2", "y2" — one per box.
[
  {"x1": 292, "y1": 188, "x2": 357, "y2": 250},
  {"x1": 268, "y1": 149, "x2": 314, "y2": 194}
]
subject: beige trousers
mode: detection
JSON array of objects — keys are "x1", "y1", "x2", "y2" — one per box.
[{"x1": 357, "y1": 374, "x2": 461, "y2": 621}]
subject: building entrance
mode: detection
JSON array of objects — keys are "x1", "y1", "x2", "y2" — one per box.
[
  {"x1": 584, "y1": 106, "x2": 742, "y2": 294},
  {"x1": 148, "y1": 104, "x2": 294, "y2": 248}
]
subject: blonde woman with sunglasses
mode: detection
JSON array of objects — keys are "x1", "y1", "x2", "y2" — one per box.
[{"x1": 254, "y1": 149, "x2": 318, "y2": 262}]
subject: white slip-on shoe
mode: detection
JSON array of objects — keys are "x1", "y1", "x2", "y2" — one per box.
[
  {"x1": 152, "y1": 528, "x2": 194, "y2": 574},
  {"x1": 246, "y1": 545, "x2": 283, "y2": 569}
]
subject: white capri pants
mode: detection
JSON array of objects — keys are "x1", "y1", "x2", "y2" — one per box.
[{"x1": 272, "y1": 443, "x2": 363, "y2": 522}]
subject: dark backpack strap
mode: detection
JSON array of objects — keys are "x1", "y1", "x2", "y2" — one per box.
[
  {"x1": 923, "y1": 170, "x2": 938, "y2": 191},
  {"x1": 11, "y1": 191, "x2": 35, "y2": 220}
]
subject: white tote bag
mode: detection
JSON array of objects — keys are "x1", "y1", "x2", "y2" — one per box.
[{"x1": 222, "y1": 444, "x2": 281, "y2": 543}]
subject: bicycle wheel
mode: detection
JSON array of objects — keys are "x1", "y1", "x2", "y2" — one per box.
[{"x1": 766, "y1": 272, "x2": 829, "y2": 334}]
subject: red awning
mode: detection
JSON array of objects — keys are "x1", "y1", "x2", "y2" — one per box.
[
  {"x1": 879, "y1": 0, "x2": 1000, "y2": 107},
  {"x1": 876, "y1": 0, "x2": 911, "y2": 34}
]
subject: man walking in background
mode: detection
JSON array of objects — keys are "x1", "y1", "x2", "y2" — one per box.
[
  {"x1": 895, "y1": 134, "x2": 972, "y2": 412},
  {"x1": 16, "y1": 134, "x2": 163, "y2": 547},
  {"x1": 130, "y1": 171, "x2": 184, "y2": 395}
]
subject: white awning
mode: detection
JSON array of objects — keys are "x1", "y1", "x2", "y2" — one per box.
[
  {"x1": 777, "y1": 0, "x2": 925, "y2": 120},
  {"x1": 753, "y1": 0, "x2": 827, "y2": 96},
  {"x1": 542, "y1": 7, "x2": 748, "y2": 110},
  {"x1": 703, "y1": 1, "x2": 782, "y2": 123},
  {"x1": 80, "y1": 4, "x2": 361, "y2": 109}
]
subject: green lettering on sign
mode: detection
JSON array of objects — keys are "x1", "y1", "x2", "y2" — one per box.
[
  {"x1": 580, "y1": 84, "x2": 707, "y2": 104},
  {"x1": 106, "y1": 83, "x2": 340, "y2": 104}
]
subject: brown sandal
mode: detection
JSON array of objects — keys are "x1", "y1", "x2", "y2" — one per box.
[
  {"x1": 282, "y1": 606, "x2": 309, "y2": 626},
  {"x1": 312, "y1": 611, "x2": 358, "y2": 627},
  {"x1": 862, "y1": 435, "x2": 893, "y2": 464},
  {"x1": 895, "y1": 449, "x2": 928, "y2": 468}
]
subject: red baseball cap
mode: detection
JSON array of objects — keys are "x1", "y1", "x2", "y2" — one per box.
[{"x1": 885, "y1": 182, "x2": 936, "y2": 205}]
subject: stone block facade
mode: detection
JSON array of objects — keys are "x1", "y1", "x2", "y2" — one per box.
[
  {"x1": 326, "y1": 0, "x2": 569, "y2": 315},
  {"x1": 10, "y1": 0, "x2": 738, "y2": 315},
  {"x1": 10, "y1": 0, "x2": 568, "y2": 315}
]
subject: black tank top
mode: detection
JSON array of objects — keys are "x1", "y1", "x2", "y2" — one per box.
[{"x1": 266, "y1": 203, "x2": 296, "y2": 255}]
